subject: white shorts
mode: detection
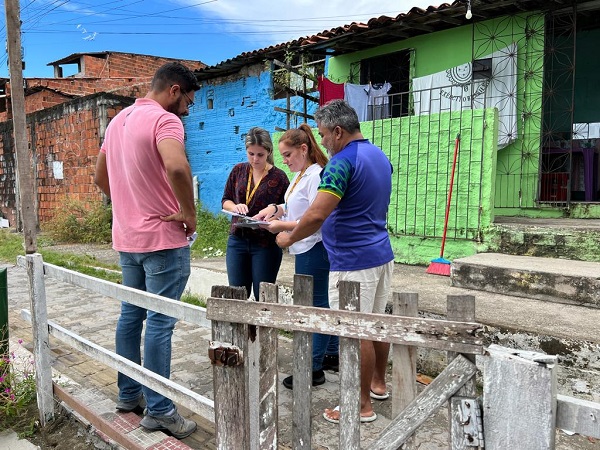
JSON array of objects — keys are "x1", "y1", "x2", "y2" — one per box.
[{"x1": 328, "y1": 260, "x2": 394, "y2": 314}]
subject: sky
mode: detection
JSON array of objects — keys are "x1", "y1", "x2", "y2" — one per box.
[{"x1": 0, "y1": 0, "x2": 439, "y2": 78}]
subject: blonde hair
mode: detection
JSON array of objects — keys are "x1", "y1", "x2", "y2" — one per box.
[{"x1": 279, "y1": 124, "x2": 328, "y2": 167}]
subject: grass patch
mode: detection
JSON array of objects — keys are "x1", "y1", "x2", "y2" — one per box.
[
  {"x1": 0, "y1": 230, "x2": 122, "y2": 283},
  {"x1": 41, "y1": 250, "x2": 122, "y2": 284},
  {"x1": 180, "y1": 289, "x2": 207, "y2": 308},
  {"x1": 0, "y1": 230, "x2": 24, "y2": 263},
  {"x1": 191, "y1": 204, "x2": 229, "y2": 259}
]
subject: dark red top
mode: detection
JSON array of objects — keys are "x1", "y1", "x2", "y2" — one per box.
[{"x1": 222, "y1": 163, "x2": 290, "y2": 247}]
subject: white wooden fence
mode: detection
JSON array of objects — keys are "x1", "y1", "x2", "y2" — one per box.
[{"x1": 16, "y1": 253, "x2": 600, "y2": 449}]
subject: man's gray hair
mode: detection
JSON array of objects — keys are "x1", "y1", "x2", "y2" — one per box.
[{"x1": 314, "y1": 99, "x2": 361, "y2": 133}]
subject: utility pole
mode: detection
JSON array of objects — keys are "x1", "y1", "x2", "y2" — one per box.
[{"x1": 4, "y1": 0, "x2": 37, "y2": 252}]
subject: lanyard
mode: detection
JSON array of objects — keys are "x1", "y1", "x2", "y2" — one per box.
[
  {"x1": 246, "y1": 165, "x2": 268, "y2": 205},
  {"x1": 285, "y1": 167, "x2": 307, "y2": 206}
]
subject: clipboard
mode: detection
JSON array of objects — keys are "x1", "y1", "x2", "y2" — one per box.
[{"x1": 221, "y1": 209, "x2": 270, "y2": 229}]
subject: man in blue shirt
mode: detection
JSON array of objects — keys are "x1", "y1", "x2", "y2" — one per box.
[{"x1": 277, "y1": 99, "x2": 394, "y2": 424}]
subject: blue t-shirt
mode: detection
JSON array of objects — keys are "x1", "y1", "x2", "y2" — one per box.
[{"x1": 318, "y1": 139, "x2": 394, "y2": 271}]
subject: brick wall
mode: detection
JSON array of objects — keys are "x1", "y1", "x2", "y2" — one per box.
[
  {"x1": 0, "y1": 52, "x2": 206, "y2": 225},
  {"x1": 0, "y1": 93, "x2": 133, "y2": 226},
  {"x1": 0, "y1": 124, "x2": 17, "y2": 224},
  {"x1": 24, "y1": 90, "x2": 72, "y2": 114},
  {"x1": 102, "y1": 53, "x2": 205, "y2": 78},
  {"x1": 0, "y1": 52, "x2": 205, "y2": 121}
]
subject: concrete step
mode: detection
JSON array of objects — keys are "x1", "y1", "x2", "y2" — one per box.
[
  {"x1": 489, "y1": 217, "x2": 600, "y2": 263},
  {"x1": 451, "y1": 253, "x2": 600, "y2": 308}
]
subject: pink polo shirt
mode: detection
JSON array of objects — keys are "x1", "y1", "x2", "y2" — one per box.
[{"x1": 100, "y1": 98, "x2": 188, "y2": 252}]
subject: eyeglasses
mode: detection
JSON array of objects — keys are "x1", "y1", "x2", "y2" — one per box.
[{"x1": 181, "y1": 90, "x2": 195, "y2": 109}]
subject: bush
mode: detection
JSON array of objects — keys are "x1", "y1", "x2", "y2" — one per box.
[
  {"x1": 45, "y1": 199, "x2": 112, "y2": 244},
  {"x1": 0, "y1": 337, "x2": 37, "y2": 434}
]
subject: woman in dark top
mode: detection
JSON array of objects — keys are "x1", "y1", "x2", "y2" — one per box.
[{"x1": 222, "y1": 127, "x2": 290, "y2": 299}]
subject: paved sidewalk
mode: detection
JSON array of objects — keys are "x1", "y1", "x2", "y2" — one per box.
[
  {"x1": 0, "y1": 430, "x2": 40, "y2": 450},
  {"x1": 3, "y1": 254, "x2": 599, "y2": 449}
]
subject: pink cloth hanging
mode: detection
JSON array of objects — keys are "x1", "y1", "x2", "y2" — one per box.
[{"x1": 318, "y1": 76, "x2": 345, "y2": 106}]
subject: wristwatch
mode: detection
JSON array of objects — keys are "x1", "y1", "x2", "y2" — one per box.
[{"x1": 269, "y1": 203, "x2": 279, "y2": 215}]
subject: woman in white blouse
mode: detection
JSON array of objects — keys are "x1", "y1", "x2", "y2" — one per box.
[{"x1": 255, "y1": 124, "x2": 339, "y2": 389}]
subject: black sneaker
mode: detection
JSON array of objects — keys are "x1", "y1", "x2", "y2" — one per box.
[
  {"x1": 322, "y1": 354, "x2": 339, "y2": 372},
  {"x1": 282, "y1": 369, "x2": 326, "y2": 390}
]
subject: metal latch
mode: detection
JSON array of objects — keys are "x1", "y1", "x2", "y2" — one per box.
[
  {"x1": 459, "y1": 397, "x2": 484, "y2": 447},
  {"x1": 208, "y1": 341, "x2": 243, "y2": 367}
]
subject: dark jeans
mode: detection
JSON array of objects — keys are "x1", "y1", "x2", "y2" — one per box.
[
  {"x1": 295, "y1": 241, "x2": 339, "y2": 371},
  {"x1": 226, "y1": 234, "x2": 283, "y2": 300}
]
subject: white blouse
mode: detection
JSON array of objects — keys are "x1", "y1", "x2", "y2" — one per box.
[{"x1": 284, "y1": 163, "x2": 323, "y2": 255}]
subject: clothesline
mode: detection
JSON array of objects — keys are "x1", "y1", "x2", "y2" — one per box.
[{"x1": 318, "y1": 75, "x2": 392, "y2": 121}]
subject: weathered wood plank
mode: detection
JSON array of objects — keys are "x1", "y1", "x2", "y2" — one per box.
[
  {"x1": 370, "y1": 355, "x2": 478, "y2": 450},
  {"x1": 339, "y1": 281, "x2": 361, "y2": 450},
  {"x1": 54, "y1": 383, "x2": 146, "y2": 450},
  {"x1": 206, "y1": 298, "x2": 483, "y2": 354},
  {"x1": 249, "y1": 282, "x2": 279, "y2": 450},
  {"x1": 447, "y1": 295, "x2": 477, "y2": 450},
  {"x1": 26, "y1": 254, "x2": 54, "y2": 426},
  {"x1": 292, "y1": 275, "x2": 313, "y2": 450},
  {"x1": 20, "y1": 309, "x2": 215, "y2": 422},
  {"x1": 18, "y1": 257, "x2": 211, "y2": 328},
  {"x1": 483, "y1": 344, "x2": 557, "y2": 450},
  {"x1": 557, "y1": 394, "x2": 600, "y2": 439},
  {"x1": 392, "y1": 292, "x2": 418, "y2": 419},
  {"x1": 212, "y1": 285, "x2": 249, "y2": 450}
]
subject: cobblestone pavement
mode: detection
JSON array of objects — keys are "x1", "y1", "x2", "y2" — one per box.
[{"x1": 3, "y1": 256, "x2": 599, "y2": 449}]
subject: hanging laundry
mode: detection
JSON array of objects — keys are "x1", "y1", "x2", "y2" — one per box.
[
  {"x1": 344, "y1": 83, "x2": 369, "y2": 122},
  {"x1": 366, "y1": 82, "x2": 392, "y2": 120},
  {"x1": 412, "y1": 43, "x2": 517, "y2": 149},
  {"x1": 318, "y1": 76, "x2": 345, "y2": 107}
]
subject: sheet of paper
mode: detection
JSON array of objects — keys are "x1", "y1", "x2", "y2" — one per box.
[
  {"x1": 187, "y1": 231, "x2": 198, "y2": 247},
  {"x1": 221, "y1": 209, "x2": 269, "y2": 227}
]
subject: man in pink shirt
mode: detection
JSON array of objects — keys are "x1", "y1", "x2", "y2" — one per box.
[{"x1": 95, "y1": 62, "x2": 199, "y2": 439}]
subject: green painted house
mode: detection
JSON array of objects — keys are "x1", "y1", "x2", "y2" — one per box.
[{"x1": 196, "y1": 0, "x2": 600, "y2": 264}]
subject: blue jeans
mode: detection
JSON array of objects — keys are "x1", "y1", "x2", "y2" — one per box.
[
  {"x1": 116, "y1": 246, "x2": 191, "y2": 416},
  {"x1": 226, "y1": 235, "x2": 283, "y2": 300},
  {"x1": 295, "y1": 241, "x2": 339, "y2": 371}
]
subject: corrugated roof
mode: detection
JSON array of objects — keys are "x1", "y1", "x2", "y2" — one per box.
[{"x1": 195, "y1": 0, "x2": 590, "y2": 80}]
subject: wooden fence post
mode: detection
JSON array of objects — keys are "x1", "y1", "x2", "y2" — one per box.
[
  {"x1": 211, "y1": 285, "x2": 249, "y2": 450},
  {"x1": 483, "y1": 345, "x2": 557, "y2": 450},
  {"x1": 26, "y1": 253, "x2": 54, "y2": 426},
  {"x1": 247, "y1": 282, "x2": 279, "y2": 450},
  {"x1": 392, "y1": 292, "x2": 418, "y2": 418},
  {"x1": 338, "y1": 280, "x2": 361, "y2": 450},
  {"x1": 447, "y1": 294, "x2": 480, "y2": 449},
  {"x1": 292, "y1": 274, "x2": 313, "y2": 450}
]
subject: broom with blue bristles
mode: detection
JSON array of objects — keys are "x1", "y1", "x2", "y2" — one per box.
[{"x1": 426, "y1": 134, "x2": 460, "y2": 276}]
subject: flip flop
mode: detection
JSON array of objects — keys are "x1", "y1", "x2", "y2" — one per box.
[
  {"x1": 323, "y1": 406, "x2": 377, "y2": 424},
  {"x1": 323, "y1": 406, "x2": 341, "y2": 424},
  {"x1": 370, "y1": 390, "x2": 390, "y2": 400}
]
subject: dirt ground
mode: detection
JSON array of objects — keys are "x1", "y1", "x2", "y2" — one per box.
[{"x1": 8, "y1": 402, "x2": 112, "y2": 450}]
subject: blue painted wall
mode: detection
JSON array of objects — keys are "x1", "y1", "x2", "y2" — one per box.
[{"x1": 184, "y1": 66, "x2": 318, "y2": 213}]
